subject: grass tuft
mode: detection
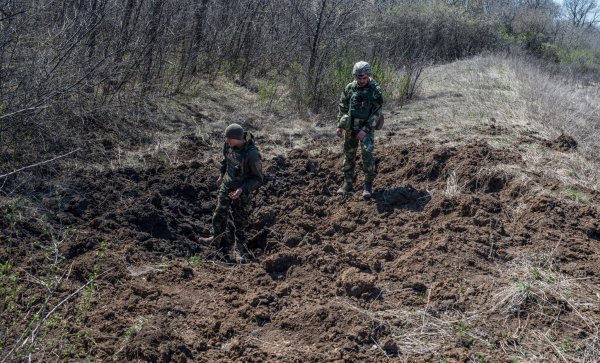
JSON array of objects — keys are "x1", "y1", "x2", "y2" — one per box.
[{"x1": 562, "y1": 187, "x2": 590, "y2": 203}]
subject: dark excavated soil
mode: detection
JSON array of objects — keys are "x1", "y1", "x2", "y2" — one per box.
[{"x1": 2, "y1": 135, "x2": 599, "y2": 362}]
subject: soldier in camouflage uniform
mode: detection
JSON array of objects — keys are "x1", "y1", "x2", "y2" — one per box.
[
  {"x1": 336, "y1": 61, "x2": 383, "y2": 198},
  {"x1": 199, "y1": 123, "x2": 263, "y2": 263}
]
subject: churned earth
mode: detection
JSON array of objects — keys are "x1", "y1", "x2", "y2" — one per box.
[{"x1": 2, "y1": 123, "x2": 599, "y2": 361}]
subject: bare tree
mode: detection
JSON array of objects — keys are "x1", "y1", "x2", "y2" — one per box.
[
  {"x1": 564, "y1": 0, "x2": 599, "y2": 27},
  {"x1": 290, "y1": 0, "x2": 359, "y2": 110},
  {"x1": 188, "y1": 0, "x2": 210, "y2": 76},
  {"x1": 142, "y1": 0, "x2": 166, "y2": 92}
]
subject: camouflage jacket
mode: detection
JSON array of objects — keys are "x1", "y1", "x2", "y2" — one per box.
[
  {"x1": 219, "y1": 132, "x2": 263, "y2": 194},
  {"x1": 337, "y1": 79, "x2": 383, "y2": 133}
]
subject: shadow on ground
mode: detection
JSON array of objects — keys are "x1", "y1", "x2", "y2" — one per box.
[{"x1": 374, "y1": 186, "x2": 431, "y2": 213}]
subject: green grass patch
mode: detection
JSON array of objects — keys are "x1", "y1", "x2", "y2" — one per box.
[
  {"x1": 562, "y1": 187, "x2": 589, "y2": 203},
  {"x1": 188, "y1": 256, "x2": 203, "y2": 265}
]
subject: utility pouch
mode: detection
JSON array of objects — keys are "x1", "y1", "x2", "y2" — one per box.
[
  {"x1": 339, "y1": 115, "x2": 350, "y2": 130},
  {"x1": 352, "y1": 117, "x2": 367, "y2": 131}
]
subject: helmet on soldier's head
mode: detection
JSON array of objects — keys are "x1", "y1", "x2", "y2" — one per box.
[
  {"x1": 352, "y1": 61, "x2": 372, "y2": 76},
  {"x1": 224, "y1": 123, "x2": 244, "y2": 140}
]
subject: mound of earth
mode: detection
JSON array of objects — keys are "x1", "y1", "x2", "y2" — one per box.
[
  {"x1": 2, "y1": 136, "x2": 599, "y2": 362},
  {"x1": 545, "y1": 133, "x2": 578, "y2": 152}
]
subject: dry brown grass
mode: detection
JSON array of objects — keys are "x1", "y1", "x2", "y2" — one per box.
[
  {"x1": 334, "y1": 297, "x2": 502, "y2": 361},
  {"x1": 490, "y1": 250, "x2": 600, "y2": 362},
  {"x1": 383, "y1": 54, "x2": 600, "y2": 193},
  {"x1": 332, "y1": 247, "x2": 600, "y2": 362}
]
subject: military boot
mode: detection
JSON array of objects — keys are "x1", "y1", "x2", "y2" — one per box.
[
  {"x1": 362, "y1": 181, "x2": 373, "y2": 198},
  {"x1": 337, "y1": 181, "x2": 353, "y2": 195}
]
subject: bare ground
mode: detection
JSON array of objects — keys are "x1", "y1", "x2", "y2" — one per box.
[{"x1": 2, "y1": 116, "x2": 599, "y2": 362}]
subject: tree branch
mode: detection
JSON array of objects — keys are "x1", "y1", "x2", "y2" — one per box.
[
  {"x1": 0, "y1": 149, "x2": 81, "y2": 180},
  {"x1": 0, "y1": 106, "x2": 48, "y2": 120}
]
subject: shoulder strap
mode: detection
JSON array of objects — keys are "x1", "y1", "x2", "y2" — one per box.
[
  {"x1": 239, "y1": 143, "x2": 260, "y2": 161},
  {"x1": 368, "y1": 80, "x2": 378, "y2": 91}
]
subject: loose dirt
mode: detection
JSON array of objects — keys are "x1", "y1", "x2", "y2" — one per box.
[{"x1": 2, "y1": 131, "x2": 599, "y2": 362}]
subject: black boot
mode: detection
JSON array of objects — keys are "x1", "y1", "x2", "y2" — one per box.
[
  {"x1": 337, "y1": 181, "x2": 353, "y2": 195},
  {"x1": 362, "y1": 181, "x2": 373, "y2": 198}
]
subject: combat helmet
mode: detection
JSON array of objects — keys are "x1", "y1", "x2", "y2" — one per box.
[
  {"x1": 224, "y1": 123, "x2": 244, "y2": 140},
  {"x1": 352, "y1": 61, "x2": 372, "y2": 76}
]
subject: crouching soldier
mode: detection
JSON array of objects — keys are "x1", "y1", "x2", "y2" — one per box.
[{"x1": 199, "y1": 123, "x2": 263, "y2": 263}]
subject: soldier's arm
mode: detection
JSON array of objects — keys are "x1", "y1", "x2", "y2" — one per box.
[
  {"x1": 241, "y1": 152, "x2": 263, "y2": 194},
  {"x1": 336, "y1": 85, "x2": 350, "y2": 128},
  {"x1": 363, "y1": 85, "x2": 383, "y2": 133},
  {"x1": 219, "y1": 144, "x2": 228, "y2": 175}
]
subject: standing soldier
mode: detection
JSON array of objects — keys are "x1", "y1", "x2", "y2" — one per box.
[
  {"x1": 336, "y1": 61, "x2": 383, "y2": 198},
  {"x1": 199, "y1": 123, "x2": 263, "y2": 263}
]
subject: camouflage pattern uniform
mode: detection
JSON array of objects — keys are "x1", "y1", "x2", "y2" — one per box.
[
  {"x1": 337, "y1": 79, "x2": 383, "y2": 184},
  {"x1": 212, "y1": 131, "x2": 263, "y2": 247}
]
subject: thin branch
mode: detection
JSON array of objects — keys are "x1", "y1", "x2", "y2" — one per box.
[
  {"x1": 0, "y1": 149, "x2": 81, "y2": 179},
  {"x1": 539, "y1": 331, "x2": 570, "y2": 363},
  {"x1": 0, "y1": 106, "x2": 48, "y2": 120},
  {"x1": 2, "y1": 266, "x2": 115, "y2": 363},
  {"x1": 0, "y1": 9, "x2": 26, "y2": 21},
  {"x1": 371, "y1": 337, "x2": 390, "y2": 358},
  {"x1": 3, "y1": 49, "x2": 116, "y2": 122}
]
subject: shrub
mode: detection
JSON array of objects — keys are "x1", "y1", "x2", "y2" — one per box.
[
  {"x1": 258, "y1": 73, "x2": 281, "y2": 112},
  {"x1": 370, "y1": 3, "x2": 502, "y2": 64},
  {"x1": 541, "y1": 43, "x2": 600, "y2": 74}
]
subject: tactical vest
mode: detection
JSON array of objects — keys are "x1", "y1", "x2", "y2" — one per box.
[
  {"x1": 348, "y1": 81, "x2": 377, "y2": 120},
  {"x1": 223, "y1": 143, "x2": 260, "y2": 188}
]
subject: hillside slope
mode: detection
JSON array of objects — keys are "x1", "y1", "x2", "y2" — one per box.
[{"x1": 1, "y1": 55, "x2": 599, "y2": 362}]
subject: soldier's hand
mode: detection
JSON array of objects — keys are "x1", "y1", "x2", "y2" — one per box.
[
  {"x1": 228, "y1": 188, "x2": 242, "y2": 200},
  {"x1": 216, "y1": 175, "x2": 223, "y2": 188},
  {"x1": 336, "y1": 128, "x2": 344, "y2": 138},
  {"x1": 356, "y1": 130, "x2": 367, "y2": 140}
]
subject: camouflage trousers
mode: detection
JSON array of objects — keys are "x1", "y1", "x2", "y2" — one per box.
[
  {"x1": 212, "y1": 184, "x2": 252, "y2": 246},
  {"x1": 343, "y1": 130, "x2": 376, "y2": 183}
]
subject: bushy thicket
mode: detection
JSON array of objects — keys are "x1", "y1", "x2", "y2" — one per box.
[
  {"x1": 371, "y1": 3, "x2": 501, "y2": 64},
  {"x1": 496, "y1": 1, "x2": 600, "y2": 79}
]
